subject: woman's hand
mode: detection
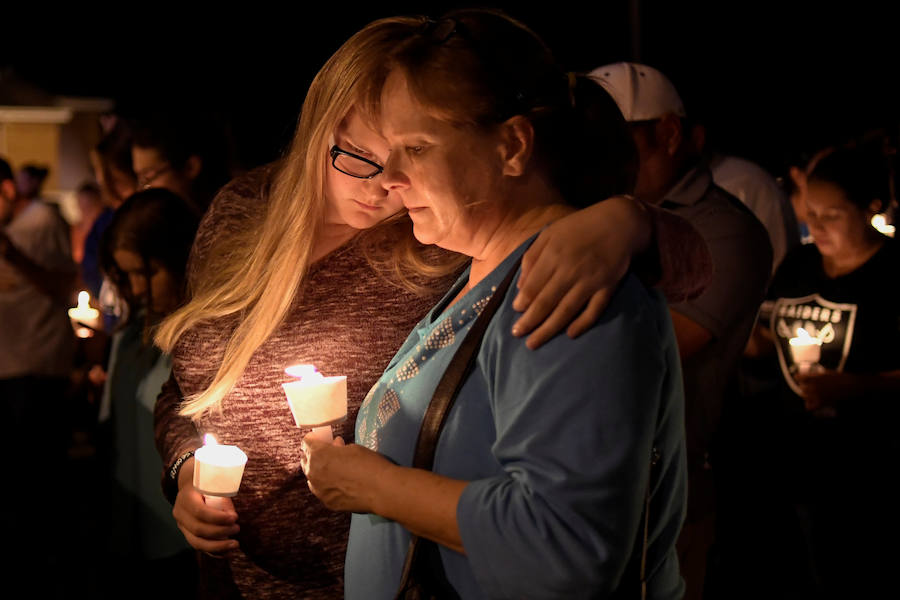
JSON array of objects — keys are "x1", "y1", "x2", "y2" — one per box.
[
  {"x1": 171, "y1": 459, "x2": 241, "y2": 554},
  {"x1": 301, "y1": 436, "x2": 392, "y2": 513},
  {"x1": 796, "y1": 370, "x2": 858, "y2": 412},
  {"x1": 513, "y1": 196, "x2": 649, "y2": 349}
]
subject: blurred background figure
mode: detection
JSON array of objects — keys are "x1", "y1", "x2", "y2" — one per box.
[
  {"x1": 1, "y1": 156, "x2": 77, "y2": 593},
  {"x1": 91, "y1": 116, "x2": 138, "y2": 211},
  {"x1": 15, "y1": 164, "x2": 50, "y2": 204},
  {"x1": 70, "y1": 180, "x2": 104, "y2": 267},
  {"x1": 96, "y1": 188, "x2": 200, "y2": 599},
  {"x1": 129, "y1": 111, "x2": 234, "y2": 217},
  {"x1": 784, "y1": 145, "x2": 835, "y2": 246},
  {"x1": 732, "y1": 135, "x2": 900, "y2": 600},
  {"x1": 86, "y1": 117, "x2": 137, "y2": 307},
  {"x1": 689, "y1": 119, "x2": 799, "y2": 273},
  {"x1": 591, "y1": 62, "x2": 773, "y2": 600}
]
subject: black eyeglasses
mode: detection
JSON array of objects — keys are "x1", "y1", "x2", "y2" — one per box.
[
  {"x1": 329, "y1": 145, "x2": 384, "y2": 179},
  {"x1": 136, "y1": 162, "x2": 174, "y2": 190}
]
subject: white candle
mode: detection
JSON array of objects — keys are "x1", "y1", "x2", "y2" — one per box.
[
  {"x1": 68, "y1": 290, "x2": 101, "y2": 338},
  {"x1": 282, "y1": 364, "x2": 347, "y2": 442},
  {"x1": 871, "y1": 214, "x2": 895, "y2": 237},
  {"x1": 789, "y1": 328, "x2": 822, "y2": 373},
  {"x1": 193, "y1": 434, "x2": 248, "y2": 507}
]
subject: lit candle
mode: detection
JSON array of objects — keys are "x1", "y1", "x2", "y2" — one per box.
[
  {"x1": 281, "y1": 364, "x2": 347, "y2": 442},
  {"x1": 871, "y1": 213, "x2": 895, "y2": 237},
  {"x1": 68, "y1": 290, "x2": 101, "y2": 338},
  {"x1": 789, "y1": 328, "x2": 822, "y2": 373},
  {"x1": 193, "y1": 434, "x2": 248, "y2": 510}
]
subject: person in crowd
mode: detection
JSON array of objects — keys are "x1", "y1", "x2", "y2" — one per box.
[
  {"x1": 90, "y1": 116, "x2": 137, "y2": 211},
  {"x1": 15, "y1": 164, "x2": 50, "y2": 202},
  {"x1": 70, "y1": 180, "x2": 105, "y2": 266},
  {"x1": 590, "y1": 61, "x2": 772, "y2": 599},
  {"x1": 743, "y1": 140, "x2": 899, "y2": 600},
  {"x1": 785, "y1": 145, "x2": 835, "y2": 246},
  {"x1": 86, "y1": 117, "x2": 137, "y2": 302},
  {"x1": 0, "y1": 156, "x2": 77, "y2": 592},
  {"x1": 303, "y1": 9, "x2": 688, "y2": 599},
  {"x1": 689, "y1": 121, "x2": 799, "y2": 273},
  {"x1": 129, "y1": 112, "x2": 233, "y2": 217},
  {"x1": 152, "y1": 14, "x2": 710, "y2": 600},
  {"x1": 96, "y1": 188, "x2": 200, "y2": 598}
]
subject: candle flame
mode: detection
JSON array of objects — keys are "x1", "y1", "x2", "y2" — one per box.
[
  {"x1": 77, "y1": 290, "x2": 90, "y2": 308},
  {"x1": 204, "y1": 433, "x2": 218, "y2": 446},
  {"x1": 790, "y1": 327, "x2": 822, "y2": 346},
  {"x1": 285, "y1": 364, "x2": 324, "y2": 380}
]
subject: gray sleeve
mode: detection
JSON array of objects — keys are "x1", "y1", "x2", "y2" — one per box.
[{"x1": 670, "y1": 201, "x2": 773, "y2": 340}]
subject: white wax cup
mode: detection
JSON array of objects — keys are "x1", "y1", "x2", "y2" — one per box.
[
  {"x1": 193, "y1": 442, "x2": 248, "y2": 497},
  {"x1": 281, "y1": 374, "x2": 348, "y2": 429},
  {"x1": 789, "y1": 331, "x2": 822, "y2": 373}
]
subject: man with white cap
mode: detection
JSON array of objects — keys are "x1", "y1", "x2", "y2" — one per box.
[{"x1": 590, "y1": 62, "x2": 773, "y2": 599}]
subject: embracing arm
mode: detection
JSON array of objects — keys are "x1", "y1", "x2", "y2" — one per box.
[{"x1": 513, "y1": 195, "x2": 711, "y2": 348}]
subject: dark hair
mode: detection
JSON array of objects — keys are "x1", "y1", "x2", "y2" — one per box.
[
  {"x1": 95, "y1": 118, "x2": 137, "y2": 204},
  {"x1": 369, "y1": 8, "x2": 636, "y2": 206},
  {"x1": 808, "y1": 139, "x2": 892, "y2": 213},
  {"x1": 0, "y1": 157, "x2": 12, "y2": 182},
  {"x1": 21, "y1": 164, "x2": 49, "y2": 183},
  {"x1": 76, "y1": 180, "x2": 102, "y2": 197},
  {"x1": 129, "y1": 113, "x2": 233, "y2": 213},
  {"x1": 99, "y1": 188, "x2": 200, "y2": 330}
]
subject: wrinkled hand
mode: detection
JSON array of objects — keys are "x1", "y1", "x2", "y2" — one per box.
[
  {"x1": 301, "y1": 435, "x2": 392, "y2": 514},
  {"x1": 172, "y1": 459, "x2": 241, "y2": 554},
  {"x1": 512, "y1": 196, "x2": 647, "y2": 349},
  {"x1": 796, "y1": 370, "x2": 858, "y2": 412}
]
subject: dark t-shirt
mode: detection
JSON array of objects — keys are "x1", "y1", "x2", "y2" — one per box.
[
  {"x1": 763, "y1": 235, "x2": 900, "y2": 496},
  {"x1": 766, "y1": 236, "x2": 900, "y2": 399}
]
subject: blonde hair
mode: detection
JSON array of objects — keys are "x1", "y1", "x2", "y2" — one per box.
[{"x1": 155, "y1": 16, "x2": 464, "y2": 418}]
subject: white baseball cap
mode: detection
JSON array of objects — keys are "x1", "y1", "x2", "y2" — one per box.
[{"x1": 588, "y1": 62, "x2": 686, "y2": 122}]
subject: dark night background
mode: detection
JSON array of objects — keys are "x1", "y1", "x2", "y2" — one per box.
[
  {"x1": 3, "y1": 1, "x2": 899, "y2": 179},
  {"x1": 0, "y1": 3, "x2": 897, "y2": 596}
]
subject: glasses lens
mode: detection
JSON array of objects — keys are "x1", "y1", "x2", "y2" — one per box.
[{"x1": 334, "y1": 153, "x2": 381, "y2": 178}]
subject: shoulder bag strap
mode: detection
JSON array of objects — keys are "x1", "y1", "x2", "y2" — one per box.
[{"x1": 396, "y1": 257, "x2": 522, "y2": 600}]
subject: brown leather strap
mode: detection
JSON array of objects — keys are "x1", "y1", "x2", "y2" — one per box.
[
  {"x1": 396, "y1": 257, "x2": 522, "y2": 600},
  {"x1": 411, "y1": 257, "x2": 521, "y2": 471},
  {"x1": 640, "y1": 447, "x2": 661, "y2": 600}
]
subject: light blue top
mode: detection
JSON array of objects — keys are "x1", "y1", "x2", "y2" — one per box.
[
  {"x1": 346, "y1": 238, "x2": 687, "y2": 599},
  {"x1": 103, "y1": 316, "x2": 188, "y2": 559}
]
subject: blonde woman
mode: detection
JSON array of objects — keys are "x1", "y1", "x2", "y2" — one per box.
[{"x1": 153, "y1": 16, "x2": 710, "y2": 600}]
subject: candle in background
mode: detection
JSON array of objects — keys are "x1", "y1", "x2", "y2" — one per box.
[
  {"x1": 789, "y1": 328, "x2": 822, "y2": 373},
  {"x1": 871, "y1": 213, "x2": 895, "y2": 237},
  {"x1": 281, "y1": 364, "x2": 347, "y2": 442},
  {"x1": 68, "y1": 290, "x2": 101, "y2": 338},
  {"x1": 193, "y1": 434, "x2": 248, "y2": 510}
]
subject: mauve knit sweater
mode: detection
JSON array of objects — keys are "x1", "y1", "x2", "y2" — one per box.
[{"x1": 154, "y1": 166, "x2": 710, "y2": 599}]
